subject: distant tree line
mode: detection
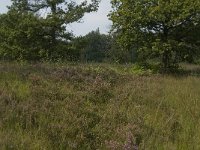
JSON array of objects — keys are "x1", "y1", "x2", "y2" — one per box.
[{"x1": 0, "y1": 0, "x2": 200, "y2": 70}]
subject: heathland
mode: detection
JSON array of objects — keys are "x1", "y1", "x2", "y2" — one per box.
[{"x1": 0, "y1": 62, "x2": 200, "y2": 149}]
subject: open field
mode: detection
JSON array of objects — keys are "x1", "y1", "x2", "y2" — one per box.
[{"x1": 0, "y1": 62, "x2": 200, "y2": 149}]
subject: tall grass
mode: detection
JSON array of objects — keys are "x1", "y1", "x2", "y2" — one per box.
[{"x1": 0, "y1": 62, "x2": 200, "y2": 149}]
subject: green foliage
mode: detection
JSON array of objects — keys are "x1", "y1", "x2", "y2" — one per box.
[
  {"x1": 71, "y1": 30, "x2": 137, "y2": 63},
  {"x1": 0, "y1": 0, "x2": 100, "y2": 61},
  {"x1": 83, "y1": 29, "x2": 110, "y2": 62},
  {"x1": 86, "y1": 29, "x2": 110, "y2": 62},
  {"x1": 110, "y1": 0, "x2": 200, "y2": 70},
  {"x1": 0, "y1": 11, "x2": 47, "y2": 60},
  {"x1": 24, "y1": 0, "x2": 100, "y2": 56},
  {"x1": 108, "y1": 32, "x2": 138, "y2": 63},
  {"x1": 1, "y1": 0, "x2": 200, "y2": 65},
  {"x1": 72, "y1": 29, "x2": 111, "y2": 62}
]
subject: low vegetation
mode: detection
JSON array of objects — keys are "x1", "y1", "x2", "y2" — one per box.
[{"x1": 0, "y1": 62, "x2": 200, "y2": 149}]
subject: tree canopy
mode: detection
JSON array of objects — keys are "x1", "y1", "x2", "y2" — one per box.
[
  {"x1": 0, "y1": 0, "x2": 200, "y2": 70},
  {"x1": 110, "y1": 0, "x2": 200, "y2": 70},
  {"x1": 0, "y1": 0, "x2": 100, "y2": 61}
]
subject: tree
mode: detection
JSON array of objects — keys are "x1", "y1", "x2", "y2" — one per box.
[
  {"x1": 107, "y1": 32, "x2": 136, "y2": 63},
  {"x1": 82, "y1": 29, "x2": 111, "y2": 62},
  {"x1": 0, "y1": 0, "x2": 100, "y2": 61},
  {"x1": 71, "y1": 29, "x2": 111, "y2": 62},
  {"x1": 110, "y1": 0, "x2": 200, "y2": 70},
  {"x1": 0, "y1": 10, "x2": 46, "y2": 60},
  {"x1": 17, "y1": 0, "x2": 99, "y2": 58}
]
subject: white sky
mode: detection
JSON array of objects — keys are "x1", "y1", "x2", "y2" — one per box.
[{"x1": 0, "y1": 0, "x2": 112, "y2": 36}]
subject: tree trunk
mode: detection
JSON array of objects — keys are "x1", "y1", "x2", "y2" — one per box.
[
  {"x1": 50, "y1": 2, "x2": 57, "y2": 45},
  {"x1": 162, "y1": 26, "x2": 169, "y2": 71},
  {"x1": 49, "y1": 1, "x2": 57, "y2": 58},
  {"x1": 162, "y1": 50, "x2": 169, "y2": 70}
]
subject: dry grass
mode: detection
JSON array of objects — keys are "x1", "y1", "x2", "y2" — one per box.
[{"x1": 0, "y1": 62, "x2": 200, "y2": 149}]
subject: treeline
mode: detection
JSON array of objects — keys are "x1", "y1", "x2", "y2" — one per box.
[
  {"x1": 0, "y1": 0, "x2": 200, "y2": 70},
  {"x1": 0, "y1": 0, "x2": 126, "y2": 63},
  {"x1": 0, "y1": 0, "x2": 110, "y2": 62}
]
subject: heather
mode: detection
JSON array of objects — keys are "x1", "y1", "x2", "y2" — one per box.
[{"x1": 0, "y1": 62, "x2": 200, "y2": 149}]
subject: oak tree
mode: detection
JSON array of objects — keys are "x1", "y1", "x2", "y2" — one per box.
[{"x1": 110, "y1": 0, "x2": 200, "y2": 70}]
